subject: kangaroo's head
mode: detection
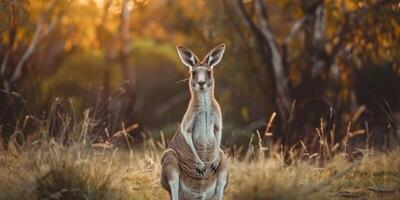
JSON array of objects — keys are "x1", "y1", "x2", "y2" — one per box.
[{"x1": 177, "y1": 44, "x2": 225, "y2": 92}]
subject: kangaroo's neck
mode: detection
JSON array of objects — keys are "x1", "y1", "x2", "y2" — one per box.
[{"x1": 190, "y1": 87, "x2": 214, "y2": 109}]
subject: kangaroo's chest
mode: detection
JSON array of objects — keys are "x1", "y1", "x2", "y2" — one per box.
[
  {"x1": 192, "y1": 109, "x2": 215, "y2": 141},
  {"x1": 191, "y1": 108, "x2": 216, "y2": 162}
]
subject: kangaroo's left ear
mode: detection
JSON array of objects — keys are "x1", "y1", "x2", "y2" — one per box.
[{"x1": 203, "y1": 44, "x2": 226, "y2": 68}]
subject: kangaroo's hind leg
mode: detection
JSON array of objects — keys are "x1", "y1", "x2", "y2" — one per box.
[
  {"x1": 215, "y1": 149, "x2": 229, "y2": 200},
  {"x1": 161, "y1": 149, "x2": 180, "y2": 200}
]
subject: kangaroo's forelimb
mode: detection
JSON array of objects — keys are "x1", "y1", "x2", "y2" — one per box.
[
  {"x1": 180, "y1": 113, "x2": 206, "y2": 175},
  {"x1": 210, "y1": 111, "x2": 222, "y2": 172}
]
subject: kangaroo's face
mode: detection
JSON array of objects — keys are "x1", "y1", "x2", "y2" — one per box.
[
  {"x1": 190, "y1": 66, "x2": 213, "y2": 91},
  {"x1": 177, "y1": 44, "x2": 225, "y2": 92}
]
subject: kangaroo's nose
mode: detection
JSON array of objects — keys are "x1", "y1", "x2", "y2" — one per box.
[{"x1": 198, "y1": 81, "x2": 205, "y2": 86}]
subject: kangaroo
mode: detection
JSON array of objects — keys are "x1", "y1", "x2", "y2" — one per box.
[{"x1": 161, "y1": 44, "x2": 228, "y2": 200}]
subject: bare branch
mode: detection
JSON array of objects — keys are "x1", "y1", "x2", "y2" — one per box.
[
  {"x1": 235, "y1": 0, "x2": 265, "y2": 43},
  {"x1": 313, "y1": 3, "x2": 325, "y2": 44},
  {"x1": 257, "y1": 0, "x2": 270, "y2": 22},
  {"x1": 9, "y1": 17, "x2": 44, "y2": 83},
  {"x1": 1, "y1": 3, "x2": 21, "y2": 76},
  {"x1": 10, "y1": 0, "x2": 58, "y2": 83},
  {"x1": 221, "y1": 0, "x2": 267, "y2": 93},
  {"x1": 120, "y1": 0, "x2": 132, "y2": 56},
  {"x1": 311, "y1": 1, "x2": 327, "y2": 76},
  {"x1": 1, "y1": 52, "x2": 10, "y2": 76},
  {"x1": 254, "y1": 0, "x2": 290, "y2": 110},
  {"x1": 284, "y1": 16, "x2": 308, "y2": 45},
  {"x1": 235, "y1": 0, "x2": 291, "y2": 117},
  {"x1": 119, "y1": 0, "x2": 135, "y2": 95}
]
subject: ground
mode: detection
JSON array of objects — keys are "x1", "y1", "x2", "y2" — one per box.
[{"x1": 0, "y1": 139, "x2": 399, "y2": 200}]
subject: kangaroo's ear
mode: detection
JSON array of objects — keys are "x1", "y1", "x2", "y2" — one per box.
[
  {"x1": 203, "y1": 44, "x2": 225, "y2": 68},
  {"x1": 176, "y1": 45, "x2": 200, "y2": 68}
]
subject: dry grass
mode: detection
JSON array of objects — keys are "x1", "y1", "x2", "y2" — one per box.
[
  {"x1": 0, "y1": 109, "x2": 399, "y2": 200},
  {"x1": 227, "y1": 151, "x2": 400, "y2": 200},
  {"x1": 0, "y1": 139, "x2": 399, "y2": 200}
]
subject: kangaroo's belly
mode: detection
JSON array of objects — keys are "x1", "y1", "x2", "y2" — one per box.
[
  {"x1": 179, "y1": 178, "x2": 217, "y2": 200},
  {"x1": 192, "y1": 110, "x2": 216, "y2": 162}
]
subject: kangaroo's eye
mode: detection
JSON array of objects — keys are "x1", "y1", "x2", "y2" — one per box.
[
  {"x1": 207, "y1": 71, "x2": 212, "y2": 76},
  {"x1": 191, "y1": 71, "x2": 196, "y2": 76}
]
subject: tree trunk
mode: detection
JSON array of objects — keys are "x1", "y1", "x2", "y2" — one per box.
[
  {"x1": 254, "y1": 0, "x2": 290, "y2": 119},
  {"x1": 119, "y1": 0, "x2": 135, "y2": 97},
  {"x1": 235, "y1": 0, "x2": 291, "y2": 120},
  {"x1": 9, "y1": 0, "x2": 58, "y2": 84},
  {"x1": 97, "y1": 0, "x2": 114, "y2": 101}
]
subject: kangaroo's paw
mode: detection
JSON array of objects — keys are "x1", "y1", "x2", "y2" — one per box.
[
  {"x1": 210, "y1": 163, "x2": 218, "y2": 174},
  {"x1": 209, "y1": 158, "x2": 220, "y2": 174},
  {"x1": 196, "y1": 168, "x2": 206, "y2": 176},
  {"x1": 195, "y1": 161, "x2": 206, "y2": 176}
]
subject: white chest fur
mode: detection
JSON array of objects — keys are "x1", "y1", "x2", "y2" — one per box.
[
  {"x1": 192, "y1": 92, "x2": 215, "y2": 143},
  {"x1": 192, "y1": 109, "x2": 214, "y2": 139}
]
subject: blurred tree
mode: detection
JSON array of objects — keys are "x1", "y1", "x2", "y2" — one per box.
[
  {"x1": 119, "y1": 0, "x2": 134, "y2": 97},
  {"x1": 223, "y1": 0, "x2": 399, "y2": 147},
  {"x1": 97, "y1": 0, "x2": 116, "y2": 101},
  {"x1": 0, "y1": 0, "x2": 65, "y2": 141},
  {"x1": 0, "y1": 0, "x2": 62, "y2": 90},
  {"x1": 0, "y1": 0, "x2": 399, "y2": 148}
]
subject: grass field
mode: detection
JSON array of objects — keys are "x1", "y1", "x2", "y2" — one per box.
[
  {"x1": 1, "y1": 138, "x2": 399, "y2": 199},
  {"x1": 0, "y1": 110, "x2": 399, "y2": 200}
]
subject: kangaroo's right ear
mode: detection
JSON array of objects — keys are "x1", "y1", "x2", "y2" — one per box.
[{"x1": 176, "y1": 45, "x2": 200, "y2": 68}]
